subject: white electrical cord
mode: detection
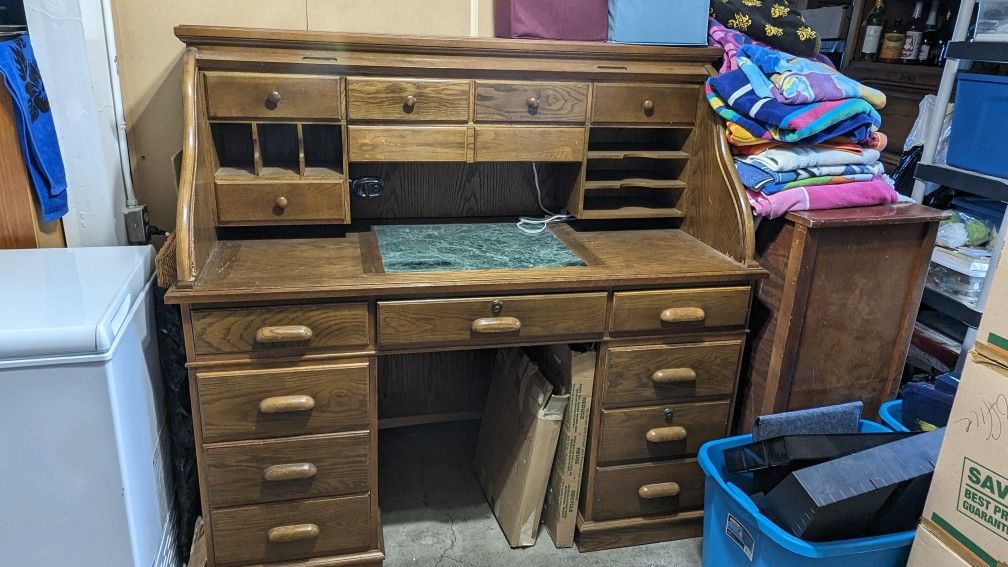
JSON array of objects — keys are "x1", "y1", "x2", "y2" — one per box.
[{"x1": 516, "y1": 163, "x2": 572, "y2": 234}]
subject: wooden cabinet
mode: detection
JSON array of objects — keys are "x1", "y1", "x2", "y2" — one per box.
[{"x1": 740, "y1": 204, "x2": 944, "y2": 432}]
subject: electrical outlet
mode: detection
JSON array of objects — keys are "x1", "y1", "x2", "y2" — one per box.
[{"x1": 124, "y1": 204, "x2": 149, "y2": 244}]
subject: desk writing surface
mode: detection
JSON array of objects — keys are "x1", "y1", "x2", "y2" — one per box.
[{"x1": 176, "y1": 225, "x2": 762, "y2": 304}]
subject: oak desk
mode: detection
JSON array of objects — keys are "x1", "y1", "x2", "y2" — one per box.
[{"x1": 166, "y1": 27, "x2": 765, "y2": 566}]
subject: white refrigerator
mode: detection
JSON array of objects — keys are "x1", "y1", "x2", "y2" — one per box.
[{"x1": 0, "y1": 246, "x2": 176, "y2": 567}]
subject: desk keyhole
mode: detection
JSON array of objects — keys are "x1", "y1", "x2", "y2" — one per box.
[{"x1": 491, "y1": 299, "x2": 504, "y2": 315}]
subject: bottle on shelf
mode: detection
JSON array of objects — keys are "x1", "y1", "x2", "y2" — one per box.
[
  {"x1": 861, "y1": 0, "x2": 886, "y2": 61},
  {"x1": 901, "y1": 0, "x2": 926, "y2": 63},
  {"x1": 880, "y1": 18, "x2": 906, "y2": 62},
  {"x1": 917, "y1": 0, "x2": 941, "y2": 64},
  {"x1": 934, "y1": 8, "x2": 955, "y2": 67}
]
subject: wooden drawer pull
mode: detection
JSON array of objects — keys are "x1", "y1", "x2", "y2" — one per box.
[
  {"x1": 659, "y1": 307, "x2": 706, "y2": 324},
  {"x1": 263, "y1": 462, "x2": 318, "y2": 482},
  {"x1": 645, "y1": 426, "x2": 687, "y2": 443},
  {"x1": 638, "y1": 482, "x2": 680, "y2": 499},
  {"x1": 267, "y1": 523, "x2": 319, "y2": 543},
  {"x1": 255, "y1": 325, "x2": 314, "y2": 343},
  {"x1": 259, "y1": 395, "x2": 316, "y2": 414},
  {"x1": 471, "y1": 316, "x2": 522, "y2": 334},
  {"x1": 651, "y1": 368, "x2": 697, "y2": 384}
]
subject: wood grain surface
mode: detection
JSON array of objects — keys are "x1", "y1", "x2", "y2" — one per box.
[
  {"x1": 191, "y1": 303, "x2": 369, "y2": 355},
  {"x1": 591, "y1": 459, "x2": 705, "y2": 520},
  {"x1": 473, "y1": 126, "x2": 586, "y2": 162},
  {"x1": 474, "y1": 80, "x2": 588, "y2": 123},
  {"x1": 215, "y1": 180, "x2": 348, "y2": 225},
  {"x1": 597, "y1": 400, "x2": 730, "y2": 464},
  {"x1": 206, "y1": 72, "x2": 342, "y2": 120},
  {"x1": 609, "y1": 287, "x2": 751, "y2": 335},
  {"x1": 347, "y1": 78, "x2": 470, "y2": 122},
  {"x1": 348, "y1": 126, "x2": 467, "y2": 161},
  {"x1": 592, "y1": 84, "x2": 697, "y2": 125}
]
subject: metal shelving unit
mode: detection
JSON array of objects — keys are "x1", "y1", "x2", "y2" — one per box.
[{"x1": 911, "y1": 9, "x2": 1008, "y2": 369}]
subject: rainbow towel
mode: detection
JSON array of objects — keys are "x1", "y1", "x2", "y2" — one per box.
[
  {"x1": 747, "y1": 176, "x2": 898, "y2": 218},
  {"x1": 737, "y1": 44, "x2": 887, "y2": 109},
  {"x1": 707, "y1": 85, "x2": 877, "y2": 145},
  {"x1": 735, "y1": 161, "x2": 885, "y2": 193},
  {"x1": 708, "y1": 69, "x2": 882, "y2": 142},
  {"x1": 737, "y1": 144, "x2": 882, "y2": 172}
]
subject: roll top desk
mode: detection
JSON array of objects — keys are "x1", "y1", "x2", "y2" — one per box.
[{"x1": 166, "y1": 26, "x2": 765, "y2": 566}]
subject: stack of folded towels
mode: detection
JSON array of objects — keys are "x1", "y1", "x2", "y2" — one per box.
[{"x1": 706, "y1": 20, "x2": 900, "y2": 218}]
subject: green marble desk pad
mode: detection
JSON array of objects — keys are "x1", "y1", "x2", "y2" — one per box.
[{"x1": 375, "y1": 223, "x2": 586, "y2": 273}]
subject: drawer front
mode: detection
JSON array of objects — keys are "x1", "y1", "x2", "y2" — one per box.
[
  {"x1": 216, "y1": 181, "x2": 349, "y2": 225},
  {"x1": 592, "y1": 459, "x2": 705, "y2": 521},
  {"x1": 347, "y1": 78, "x2": 470, "y2": 122},
  {"x1": 610, "y1": 287, "x2": 750, "y2": 335},
  {"x1": 197, "y1": 362, "x2": 370, "y2": 443},
  {"x1": 593, "y1": 83, "x2": 697, "y2": 124},
  {"x1": 348, "y1": 126, "x2": 467, "y2": 161},
  {"x1": 603, "y1": 340, "x2": 742, "y2": 407},
  {"x1": 204, "y1": 432, "x2": 370, "y2": 508},
  {"x1": 210, "y1": 493, "x2": 372, "y2": 566},
  {"x1": 475, "y1": 81, "x2": 589, "y2": 123},
  {"x1": 205, "y1": 72, "x2": 342, "y2": 120},
  {"x1": 597, "y1": 400, "x2": 730, "y2": 464},
  {"x1": 191, "y1": 303, "x2": 370, "y2": 356},
  {"x1": 474, "y1": 126, "x2": 586, "y2": 162},
  {"x1": 378, "y1": 293, "x2": 607, "y2": 348}
]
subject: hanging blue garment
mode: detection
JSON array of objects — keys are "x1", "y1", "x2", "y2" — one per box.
[{"x1": 0, "y1": 35, "x2": 67, "y2": 222}]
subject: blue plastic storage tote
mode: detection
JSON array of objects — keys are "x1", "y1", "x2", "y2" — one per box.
[
  {"x1": 698, "y1": 420, "x2": 916, "y2": 567},
  {"x1": 947, "y1": 73, "x2": 1008, "y2": 179},
  {"x1": 608, "y1": 0, "x2": 710, "y2": 45},
  {"x1": 878, "y1": 400, "x2": 908, "y2": 432}
]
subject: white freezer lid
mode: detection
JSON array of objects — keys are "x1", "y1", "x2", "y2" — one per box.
[{"x1": 0, "y1": 246, "x2": 155, "y2": 359}]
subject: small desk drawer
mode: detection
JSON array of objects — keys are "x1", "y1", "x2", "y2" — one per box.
[
  {"x1": 216, "y1": 181, "x2": 349, "y2": 225},
  {"x1": 610, "y1": 287, "x2": 750, "y2": 335},
  {"x1": 190, "y1": 303, "x2": 370, "y2": 356},
  {"x1": 210, "y1": 493, "x2": 372, "y2": 566},
  {"x1": 475, "y1": 81, "x2": 588, "y2": 123},
  {"x1": 475, "y1": 126, "x2": 585, "y2": 162},
  {"x1": 197, "y1": 362, "x2": 370, "y2": 443},
  {"x1": 205, "y1": 72, "x2": 342, "y2": 120},
  {"x1": 347, "y1": 78, "x2": 470, "y2": 122},
  {"x1": 597, "y1": 400, "x2": 730, "y2": 464},
  {"x1": 378, "y1": 293, "x2": 607, "y2": 348},
  {"x1": 204, "y1": 431, "x2": 371, "y2": 508},
  {"x1": 592, "y1": 459, "x2": 705, "y2": 521},
  {"x1": 603, "y1": 340, "x2": 742, "y2": 407},
  {"x1": 348, "y1": 126, "x2": 468, "y2": 161},
  {"x1": 592, "y1": 83, "x2": 697, "y2": 124}
]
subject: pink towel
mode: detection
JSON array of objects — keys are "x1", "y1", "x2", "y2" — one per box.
[{"x1": 747, "y1": 177, "x2": 898, "y2": 218}]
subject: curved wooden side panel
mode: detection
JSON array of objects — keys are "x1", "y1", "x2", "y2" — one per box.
[
  {"x1": 174, "y1": 49, "x2": 218, "y2": 288},
  {"x1": 680, "y1": 74, "x2": 756, "y2": 265}
]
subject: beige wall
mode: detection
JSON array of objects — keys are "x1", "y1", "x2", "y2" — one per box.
[{"x1": 112, "y1": 0, "x2": 495, "y2": 230}]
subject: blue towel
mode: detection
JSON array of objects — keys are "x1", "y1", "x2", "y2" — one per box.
[
  {"x1": 752, "y1": 401, "x2": 864, "y2": 442},
  {"x1": 735, "y1": 161, "x2": 885, "y2": 193},
  {"x1": 0, "y1": 36, "x2": 67, "y2": 222}
]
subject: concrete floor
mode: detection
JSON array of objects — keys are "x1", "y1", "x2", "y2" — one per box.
[{"x1": 379, "y1": 421, "x2": 703, "y2": 567}]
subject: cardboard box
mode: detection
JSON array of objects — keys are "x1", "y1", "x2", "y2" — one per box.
[
  {"x1": 918, "y1": 345, "x2": 1008, "y2": 566},
  {"x1": 979, "y1": 251, "x2": 1008, "y2": 357},
  {"x1": 531, "y1": 345, "x2": 597, "y2": 548},
  {"x1": 907, "y1": 519, "x2": 974, "y2": 567},
  {"x1": 474, "y1": 349, "x2": 569, "y2": 548},
  {"x1": 801, "y1": 5, "x2": 851, "y2": 39}
]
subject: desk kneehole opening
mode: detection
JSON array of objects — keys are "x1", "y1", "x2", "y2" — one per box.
[{"x1": 267, "y1": 523, "x2": 320, "y2": 543}]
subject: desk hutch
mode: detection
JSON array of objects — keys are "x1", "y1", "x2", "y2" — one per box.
[{"x1": 166, "y1": 26, "x2": 766, "y2": 566}]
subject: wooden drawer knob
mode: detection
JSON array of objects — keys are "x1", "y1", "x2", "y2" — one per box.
[
  {"x1": 471, "y1": 316, "x2": 522, "y2": 334},
  {"x1": 526, "y1": 96, "x2": 540, "y2": 113},
  {"x1": 404, "y1": 95, "x2": 417, "y2": 112},
  {"x1": 274, "y1": 196, "x2": 289, "y2": 210},
  {"x1": 642, "y1": 99, "x2": 655, "y2": 115},
  {"x1": 651, "y1": 368, "x2": 697, "y2": 384},
  {"x1": 645, "y1": 426, "x2": 687, "y2": 443},
  {"x1": 263, "y1": 462, "x2": 318, "y2": 482},
  {"x1": 255, "y1": 325, "x2": 313, "y2": 343},
  {"x1": 259, "y1": 395, "x2": 315, "y2": 414},
  {"x1": 638, "y1": 482, "x2": 680, "y2": 499},
  {"x1": 267, "y1": 523, "x2": 319, "y2": 543},
  {"x1": 659, "y1": 307, "x2": 706, "y2": 324},
  {"x1": 266, "y1": 90, "x2": 282, "y2": 106}
]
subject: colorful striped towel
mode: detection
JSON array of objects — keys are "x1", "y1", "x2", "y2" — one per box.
[
  {"x1": 738, "y1": 145, "x2": 882, "y2": 172},
  {"x1": 762, "y1": 172, "x2": 877, "y2": 194},
  {"x1": 730, "y1": 135, "x2": 884, "y2": 156},
  {"x1": 746, "y1": 176, "x2": 899, "y2": 218},
  {"x1": 707, "y1": 69, "x2": 882, "y2": 142},
  {"x1": 734, "y1": 161, "x2": 885, "y2": 193},
  {"x1": 709, "y1": 86, "x2": 878, "y2": 145},
  {"x1": 737, "y1": 44, "x2": 886, "y2": 109}
]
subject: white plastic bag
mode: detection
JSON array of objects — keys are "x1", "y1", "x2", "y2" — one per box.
[{"x1": 904, "y1": 94, "x2": 954, "y2": 164}]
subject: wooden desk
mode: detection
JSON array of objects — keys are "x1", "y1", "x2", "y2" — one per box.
[{"x1": 167, "y1": 27, "x2": 765, "y2": 566}]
